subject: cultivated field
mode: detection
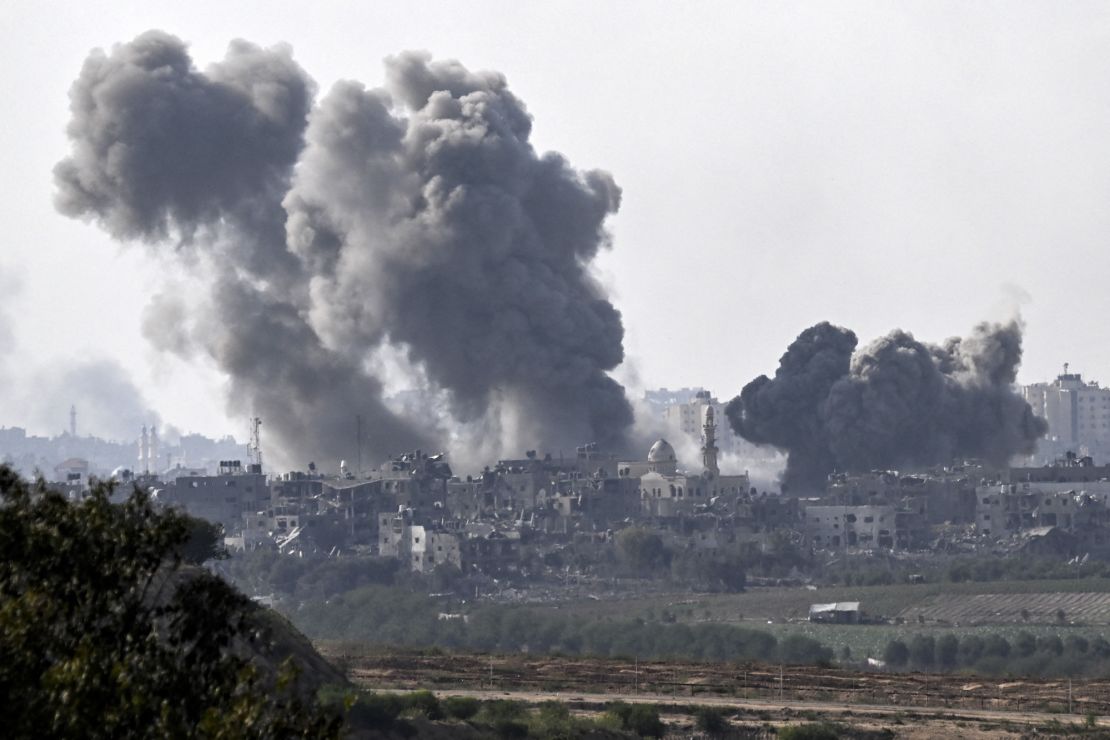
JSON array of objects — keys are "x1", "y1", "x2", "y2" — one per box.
[
  {"x1": 898, "y1": 591, "x2": 1110, "y2": 625},
  {"x1": 330, "y1": 648, "x2": 1110, "y2": 737},
  {"x1": 526, "y1": 577, "x2": 1110, "y2": 626}
]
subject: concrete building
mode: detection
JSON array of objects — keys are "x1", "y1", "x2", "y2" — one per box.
[
  {"x1": 1023, "y1": 368, "x2": 1110, "y2": 456},
  {"x1": 638, "y1": 430, "x2": 750, "y2": 517},
  {"x1": 804, "y1": 502, "x2": 928, "y2": 550},
  {"x1": 661, "y1": 389, "x2": 744, "y2": 456},
  {"x1": 158, "y1": 460, "x2": 267, "y2": 532},
  {"x1": 378, "y1": 509, "x2": 464, "y2": 573}
]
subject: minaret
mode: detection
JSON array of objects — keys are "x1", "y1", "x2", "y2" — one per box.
[
  {"x1": 150, "y1": 425, "x2": 160, "y2": 473},
  {"x1": 702, "y1": 406, "x2": 720, "y2": 478},
  {"x1": 139, "y1": 425, "x2": 150, "y2": 474},
  {"x1": 69, "y1": 405, "x2": 77, "y2": 437}
]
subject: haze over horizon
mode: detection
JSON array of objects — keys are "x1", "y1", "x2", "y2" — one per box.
[{"x1": 3, "y1": 1, "x2": 1109, "y2": 451}]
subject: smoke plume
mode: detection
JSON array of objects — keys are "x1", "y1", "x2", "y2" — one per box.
[
  {"x1": 55, "y1": 32, "x2": 630, "y2": 468},
  {"x1": 726, "y1": 320, "x2": 1047, "y2": 491}
]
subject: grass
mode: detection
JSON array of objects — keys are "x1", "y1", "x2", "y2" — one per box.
[{"x1": 530, "y1": 577, "x2": 1110, "y2": 625}]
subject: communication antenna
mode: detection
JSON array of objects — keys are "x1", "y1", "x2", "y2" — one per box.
[{"x1": 249, "y1": 416, "x2": 263, "y2": 470}]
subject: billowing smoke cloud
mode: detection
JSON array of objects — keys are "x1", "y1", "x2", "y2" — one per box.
[
  {"x1": 284, "y1": 51, "x2": 630, "y2": 454},
  {"x1": 55, "y1": 32, "x2": 630, "y2": 469},
  {"x1": 726, "y1": 320, "x2": 1047, "y2": 491}
]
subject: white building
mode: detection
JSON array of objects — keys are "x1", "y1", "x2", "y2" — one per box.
[
  {"x1": 661, "y1": 390, "x2": 744, "y2": 456},
  {"x1": 1022, "y1": 368, "x2": 1110, "y2": 453}
]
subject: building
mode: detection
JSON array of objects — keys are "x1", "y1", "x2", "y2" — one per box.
[
  {"x1": 158, "y1": 460, "x2": 267, "y2": 532},
  {"x1": 638, "y1": 425, "x2": 750, "y2": 517},
  {"x1": 809, "y1": 602, "x2": 861, "y2": 624},
  {"x1": 1022, "y1": 368, "x2": 1110, "y2": 457},
  {"x1": 661, "y1": 389, "x2": 744, "y2": 456}
]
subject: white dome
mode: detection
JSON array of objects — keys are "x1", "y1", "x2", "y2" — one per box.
[{"x1": 647, "y1": 438, "x2": 676, "y2": 463}]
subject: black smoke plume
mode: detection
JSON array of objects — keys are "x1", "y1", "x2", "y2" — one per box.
[
  {"x1": 726, "y1": 320, "x2": 1047, "y2": 491},
  {"x1": 55, "y1": 32, "x2": 630, "y2": 468}
]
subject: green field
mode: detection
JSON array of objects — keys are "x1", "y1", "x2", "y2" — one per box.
[
  {"x1": 512, "y1": 576, "x2": 1110, "y2": 665},
  {"x1": 533, "y1": 577, "x2": 1110, "y2": 626},
  {"x1": 520, "y1": 578, "x2": 1110, "y2": 662}
]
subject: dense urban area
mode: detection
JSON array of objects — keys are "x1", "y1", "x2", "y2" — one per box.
[{"x1": 11, "y1": 372, "x2": 1110, "y2": 690}]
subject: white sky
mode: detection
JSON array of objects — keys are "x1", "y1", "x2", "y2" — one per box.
[{"x1": 2, "y1": 0, "x2": 1109, "y2": 440}]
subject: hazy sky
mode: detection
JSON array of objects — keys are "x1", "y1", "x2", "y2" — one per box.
[{"x1": 3, "y1": 1, "x2": 1109, "y2": 441}]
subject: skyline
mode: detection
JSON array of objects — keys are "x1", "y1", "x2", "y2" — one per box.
[{"x1": 3, "y1": 2, "x2": 1110, "y2": 444}]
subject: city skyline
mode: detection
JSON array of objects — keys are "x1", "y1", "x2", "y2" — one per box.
[{"x1": 3, "y1": 2, "x2": 1110, "y2": 447}]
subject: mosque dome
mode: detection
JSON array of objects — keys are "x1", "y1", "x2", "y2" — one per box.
[{"x1": 647, "y1": 438, "x2": 676, "y2": 463}]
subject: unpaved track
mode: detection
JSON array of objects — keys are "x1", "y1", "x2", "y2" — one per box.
[
  {"x1": 408, "y1": 685, "x2": 1110, "y2": 729},
  {"x1": 328, "y1": 649, "x2": 1110, "y2": 717}
]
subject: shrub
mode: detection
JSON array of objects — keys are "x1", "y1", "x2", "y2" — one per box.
[
  {"x1": 695, "y1": 706, "x2": 728, "y2": 736},
  {"x1": 605, "y1": 702, "x2": 665, "y2": 738},
  {"x1": 443, "y1": 695, "x2": 480, "y2": 720},
  {"x1": 778, "y1": 722, "x2": 841, "y2": 740}
]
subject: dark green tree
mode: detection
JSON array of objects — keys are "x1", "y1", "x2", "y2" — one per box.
[
  {"x1": 0, "y1": 466, "x2": 342, "y2": 739},
  {"x1": 936, "y1": 634, "x2": 959, "y2": 670},
  {"x1": 883, "y1": 639, "x2": 909, "y2": 668},
  {"x1": 616, "y1": 528, "x2": 671, "y2": 573}
]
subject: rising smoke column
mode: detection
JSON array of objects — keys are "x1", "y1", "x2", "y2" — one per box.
[
  {"x1": 54, "y1": 31, "x2": 427, "y2": 466},
  {"x1": 55, "y1": 33, "x2": 631, "y2": 466},
  {"x1": 726, "y1": 320, "x2": 1047, "y2": 491},
  {"x1": 283, "y1": 51, "x2": 631, "y2": 453}
]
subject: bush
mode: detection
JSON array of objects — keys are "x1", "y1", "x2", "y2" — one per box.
[
  {"x1": 443, "y1": 695, "x2": 481, "y2": 720},
  {"x1": 605, "y1": 702, "x2": 665, "y2": 738},
  {"x1": 883, "y1": 640, "x2": 909, "y2": 667},
  {"x1": 695, "y1": 706, "x2": 728, "y2": 736},
  {"x1": 404, "y1": 689, "x2": 443, "y2": 720},
  {"x1": 780, "y1": 634, "x2": 834, "y2": 665},
  {"x1": 347, "y1": 692, "x2": 407, "y2": 730},
  {"x1": 778, "y1": 722, "x2": 841, "y2": 740}
]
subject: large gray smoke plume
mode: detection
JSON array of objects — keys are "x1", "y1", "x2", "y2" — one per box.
[
  {"x1": 55, "y1": 32, "x2": 630, "y2": 468},
  {"x1": 726, "y1": 320, "x2": 1047, "y2": 491}
]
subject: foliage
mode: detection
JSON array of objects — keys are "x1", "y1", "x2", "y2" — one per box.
[
  {"x1": 694, "y1": 706, "x2": 729, "y2": 736},
  {"x1": 777, "y1": 723, "x2": 842, "y2": 740},
  {"x1": 883, "y1": 640, "x2": 909, "y2": 667},
  {"x1": 443, "y1": 695, "x2": 481, "y2": 720},
  {"x1": 603, "y1": 702, "x2": 665, "y2": 738},
  {"x1": 616, "y1": 528, "x2": 671, "y2": 574},
  {"x1": 0, "y1": 466, "x2": 341, "y2": 738},
  {"x1": 880, "y1": 629, "x2": 1110, "y2": 678}
]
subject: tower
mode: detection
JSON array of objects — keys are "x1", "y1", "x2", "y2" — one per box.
[
  {"x1": 702, "y1": 406, "x2": 720, "y2": 478},
  {"x1": 69, "y1": 404, "x2": 76, "y2": 437},
  {"x1": 138, "y1": 425, "x2": 149, "y2": 474},
  {"x1": 150, "y1": 425, "x2": 160, "y2": 473},
  {"x1": 248, "y1": 416, "x2": 263, "y2": 471}
]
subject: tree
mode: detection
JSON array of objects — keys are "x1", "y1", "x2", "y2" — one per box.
[
  {"x1": 909, "y1": 635, "x2": 935, "y2": 670},
  {"x1": 936, "y1": 634, "x2": 959, "y2": 670},
  {"x1": 0, "y1": 466, "x2": 342, "y2": 739},
  {"x1": 616, "y1": 528, "x2": 670, "y2": 573},
  {"x1": 883, "y1": 639, "x2": 909, "y2": 668}
]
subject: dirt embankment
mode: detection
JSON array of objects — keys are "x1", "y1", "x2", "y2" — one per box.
[{"x1": 323, "y1": 647, "x2": 1110, "y2": 718}]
